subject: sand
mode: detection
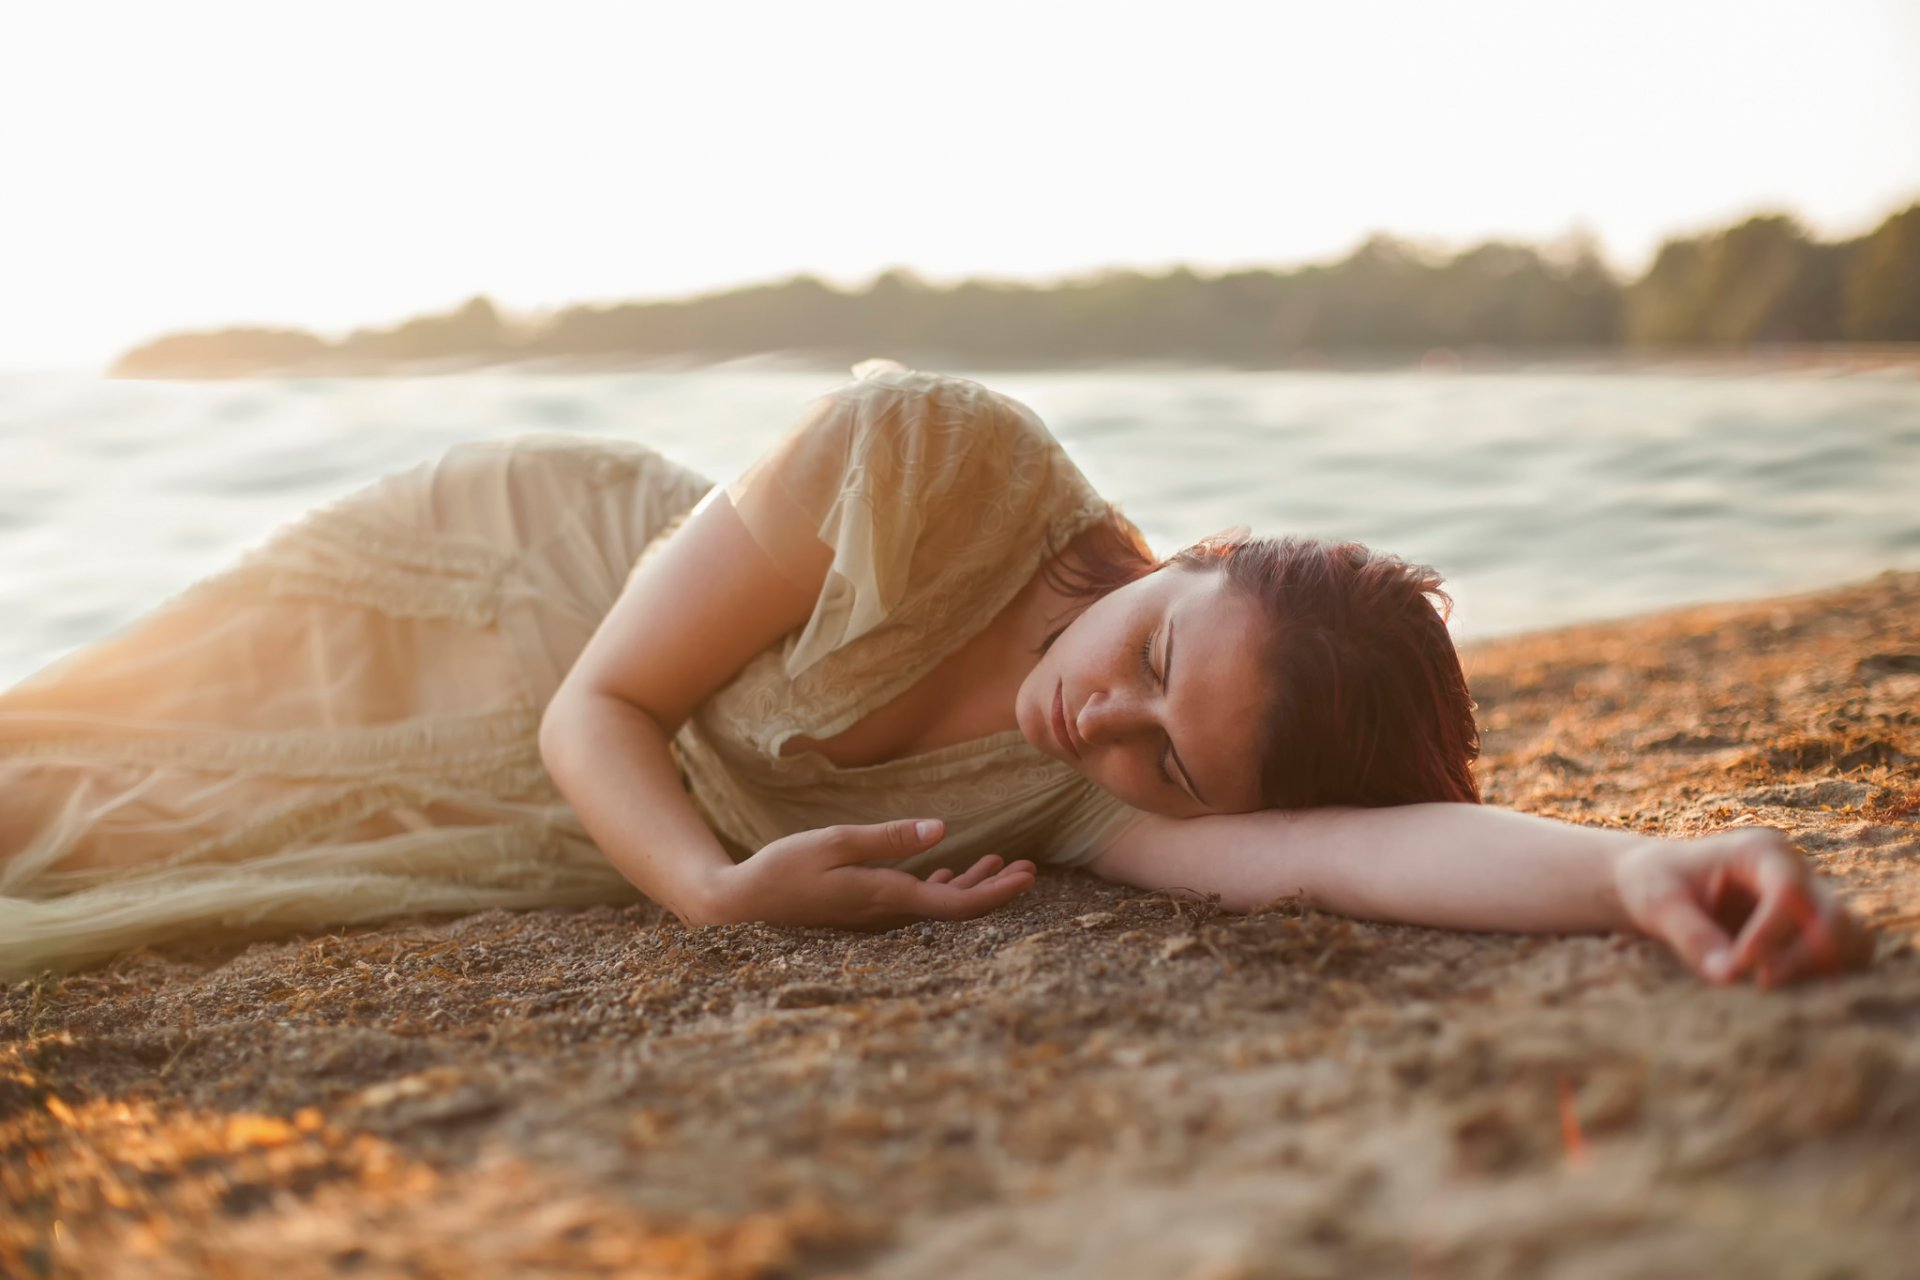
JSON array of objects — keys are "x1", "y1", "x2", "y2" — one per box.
[{"x1": 4, "y1": 571, "x2": 1917, "y2": 1279}]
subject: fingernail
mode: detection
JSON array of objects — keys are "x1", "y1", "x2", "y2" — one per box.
[
  {"x1": 1704, "y1": 950, "x2": 1734, "y2": 980},
  {"x1": 915, "y1": 820, "x2": 939, "y2": 841}
]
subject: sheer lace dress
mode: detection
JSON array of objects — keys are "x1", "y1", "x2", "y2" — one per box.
[{"x1": 0, "y1": 362, "x2": 1144, "y2": 978}]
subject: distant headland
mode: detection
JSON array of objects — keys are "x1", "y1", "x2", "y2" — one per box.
[{"x1": 111, "y1": 204, "x2": 1920, "y2": 378}]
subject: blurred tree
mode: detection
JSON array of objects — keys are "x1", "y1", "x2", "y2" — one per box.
[
  {"x1": 1626, "y1": 236, "x2": 1712, "y2": 347},
  {"x1": 110, "y1": 327, "x2": 330, "y2": 377},
  {"x1": 1627, "y1": 215, "x2": 1838, "y2": 346},
  {"x1": 110, "y1": 202, "x2": 1920, "y2": 375},
  {"x1": 1842, "y1": 204, "x2": 1920, "y2": 340},
  {"x1": 340, "y1": 295, "x2": 511, "y2": 362}
]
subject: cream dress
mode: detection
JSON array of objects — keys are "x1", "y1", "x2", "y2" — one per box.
[{"x1": 0, "y1": 361, "x2": 1145, "y2": 979}]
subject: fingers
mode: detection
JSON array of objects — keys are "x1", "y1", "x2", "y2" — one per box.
[
  {"x1": 1752, "y1": 896, "x2": 1877, "y2": 988},
  {"x1": 924, "y1": 858, "x2": 1006, "y2": 888},
  {"x1": 1726, "y1": 861, "x2": 1817, "y2": 980},
  {"x1": 822, "y1": 818, "x2": 946, "y2": 864},
  {"x1": 945, "y1": 855, "x2": 1016, "y2": 890},
  {"x1": 812, "y1": 822, "x2": 1041, "y2": 925},
  {"x1": 1680, "y1": 831, "x2": 1877, "y2": 988},
  {"x1": 1643, "y1": 889, "x2": 1739, "y2": 984},
  {"x1": 899, "y1": 863, "x2": 1036, "y2": 922},
  {"x1": 1755, "y1": 924, "x2": 1846, "y2": 989},
  {"x1": 829, "y1": 822, "x2": 1033, "y2": 890}
]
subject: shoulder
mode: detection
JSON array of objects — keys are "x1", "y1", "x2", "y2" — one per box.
[
  {"x1": 825, "y1": 360, "x2": 1056, "y2": 460},
  {"x1": 815, "y1": 364, "x2": 1081, "y2": 530}
]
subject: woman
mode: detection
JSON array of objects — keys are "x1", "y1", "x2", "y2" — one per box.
[{"x1": 0, "y1": 361, "x2": 1873, "y2": 985}]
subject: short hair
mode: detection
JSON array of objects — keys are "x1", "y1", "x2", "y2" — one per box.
[{"x1": 1044, "y1": 512, "x2": 1481, "y2": 809}]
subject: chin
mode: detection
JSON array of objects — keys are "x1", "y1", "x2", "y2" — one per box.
[{"x1": 1011, "y1": 678, "x2": 1037, "y2": 748}]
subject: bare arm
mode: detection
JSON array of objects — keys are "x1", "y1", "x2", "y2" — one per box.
[
  {"x1": 1090, "y1": 803, "x2": 1640, "y2": 930},
  {"x1": 1088, "y1": 803, "x2": 1875, "y2": 986},
  {"x1": 539, "y1": 488, "x2": 822, "y2": 925}
]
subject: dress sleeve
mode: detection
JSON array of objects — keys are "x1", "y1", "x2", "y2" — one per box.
[{"x1": 725, "y1": 360, "x2": 1092, "y2": 680}]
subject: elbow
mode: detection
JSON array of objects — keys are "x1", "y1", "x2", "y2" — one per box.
[
  {"x1": 538, "y1": 691, "x2": 582, "y2": 780},
  {"x1": 538, "y1": 687, "x2": 675, "y2": 778}
]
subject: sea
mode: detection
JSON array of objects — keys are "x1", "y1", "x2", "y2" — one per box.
[{"x1": 2, "y1": 363, "x2": 1917, "y2": 688}]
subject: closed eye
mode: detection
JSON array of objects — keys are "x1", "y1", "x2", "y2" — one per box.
[
  {"x1": 1162, "y1": 620, "x2": 1206, "y2": 806},
  {"x1": 1138, "y1": 631, "x2": 1176, "y2": 786}
]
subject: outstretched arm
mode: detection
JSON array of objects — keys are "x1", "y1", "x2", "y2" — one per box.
[{"x1": 1086, "y1": 804, "x2": 1874, "y2": 987}]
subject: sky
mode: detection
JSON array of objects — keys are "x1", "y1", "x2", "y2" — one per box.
[{"x1": 3, "y1": 0, "x2": 1918, "y2": 367}]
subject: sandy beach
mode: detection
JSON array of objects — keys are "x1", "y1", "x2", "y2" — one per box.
[{"x1": 4, "y1": 570, "x2": 1917, "y2": 1278}]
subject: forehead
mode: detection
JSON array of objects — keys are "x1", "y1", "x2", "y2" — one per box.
[{"x1": 1160, "y1": 570, "x2": 1270, "y2": 813}]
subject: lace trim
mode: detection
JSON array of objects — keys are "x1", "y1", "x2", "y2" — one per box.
[
  {"x1": 206, "y1": 563, "x2": 506, "y2": 626},
  {"x1": 0, "y1": 821, "x2": 639, "y2": 981},
  {"x1": 170, "y1": 435, "x2": 688, "y2": 626},
  {"x1": 7, "y1": 707, "x2": 556, "y2": 897},
  {"x1": 32, "y1": 767, "x2": 555, "y2": 896},
  {"x1": 708, "y1": 371, "x2": 1114, "y2": 759},
  {"x1": 0, "y1": 707, "x2": 545, "y2": 779},
  {"x1": 299, "y1": 502, "x2": 513, "y2": 578},
  {"x1": 676, "y1": 721, "x2": 1104, "y2": 857},
  {"x1": 178, "y1": 498, "x2": 513, "y2": 626}
]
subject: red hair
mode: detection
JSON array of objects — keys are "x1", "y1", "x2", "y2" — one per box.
[{"x1": 1046, "y1": 513, "x2": 1482, "y2": 809}]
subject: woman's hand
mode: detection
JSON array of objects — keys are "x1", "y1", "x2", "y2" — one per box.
[
  {"x1": 1613, "y1": 828, "x2": 1876, "y2": 987},
  {"x1": 694, "y1": 819, "x2": 1037, "y2": 930}
]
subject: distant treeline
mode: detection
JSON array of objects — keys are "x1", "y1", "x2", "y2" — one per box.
[{"x1": 112, "y1": 203, "x2": 1920, "y2": 376}]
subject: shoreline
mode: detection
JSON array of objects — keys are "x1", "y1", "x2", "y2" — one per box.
[
  {"x1": 5, "y1": 570, "x2": 1918, "y2": 1277},
  {"x1": 98, "y1": 343, "x2": 1920, "y2": 381}
]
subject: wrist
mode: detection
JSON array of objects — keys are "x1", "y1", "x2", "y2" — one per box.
[
  {"x1": 679, "y1": 861, "x2": 746, "y2": 927},
  {"x1": 1605, "y1": 833, "x2": 1671, "y2": 934}
]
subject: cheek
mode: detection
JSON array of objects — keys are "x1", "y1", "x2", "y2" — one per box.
[{"x1": 1093, "y1": 753, "x2": 1183, "y2": 816}]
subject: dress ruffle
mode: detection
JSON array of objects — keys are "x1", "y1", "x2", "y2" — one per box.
[{"x1": 1, "y1": 435, "x2": 709, "y2": 979}]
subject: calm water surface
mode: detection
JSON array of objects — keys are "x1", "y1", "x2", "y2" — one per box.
[{"x1": 2, "y1": 365, "x2": 1917, "y2": 687}]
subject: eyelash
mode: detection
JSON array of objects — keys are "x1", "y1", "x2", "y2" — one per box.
[{"x1": 1137, "y1": 633, "x2": 1176, "y2": 785}]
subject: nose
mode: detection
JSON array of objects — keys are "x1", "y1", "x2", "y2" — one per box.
[{"x1": 1076, "y1": 689, "x2": 1155, "y2": 746}]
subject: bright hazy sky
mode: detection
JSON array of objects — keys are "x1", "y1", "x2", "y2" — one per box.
[{"x1": 5, "y1": 0, "x2": 1918, "y2": 367}]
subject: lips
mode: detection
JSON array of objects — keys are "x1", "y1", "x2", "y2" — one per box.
[{"x1": 1052, "y1": 682, "x2": 1081, "y2": 759}]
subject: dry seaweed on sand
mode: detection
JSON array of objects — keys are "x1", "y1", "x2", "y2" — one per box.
[{"x1": 6, "y1": 571, "x2": 1920, "y2": 1279}]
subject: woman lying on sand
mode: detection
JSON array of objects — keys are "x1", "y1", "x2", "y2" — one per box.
[{"x1": 0, "y1": 362, "x2": 1875, "y2": 985}]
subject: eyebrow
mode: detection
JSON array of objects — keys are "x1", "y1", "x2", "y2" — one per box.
[{"x1": 1164, "y1": 619, "x2": 1208, "y2": 807}]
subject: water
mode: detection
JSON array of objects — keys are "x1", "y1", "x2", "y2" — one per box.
[{"x1": 2, "y1": 364, "x2": 1917, "y2": 687}]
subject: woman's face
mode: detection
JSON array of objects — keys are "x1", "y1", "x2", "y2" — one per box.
[{"x1": 1015, "y1": 566, "x2": 1270, "y2": 818}]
